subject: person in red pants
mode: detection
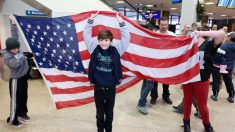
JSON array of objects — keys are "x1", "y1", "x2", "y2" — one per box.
[{"x1": 183, "y1": 25, "x2": 225, "y2": 132}]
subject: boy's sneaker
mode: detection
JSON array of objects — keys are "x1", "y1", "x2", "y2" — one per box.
[
  {"x1": 210, "y1": 95, "x2": 218, "y2": 101},
  {"x1": 7, "y1": 117, "x2": 23, "y2": 128},
  {"x1": 18, "y1": 114, "x2": 30, "y2": 122},
  {"x1": 136, "y1": 105, "x2": 148, "y2": 114}
]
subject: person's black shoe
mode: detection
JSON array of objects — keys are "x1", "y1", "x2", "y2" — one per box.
[
  {"x1": 204, "y1": 123, "x2": 214, "y2": 132},
  {"x1": 150, "y1": 98, "x2": 157, "y2": 105},
  {"x1": 194, "y1": 112, "x2": 201, "y2": 119},
  {"x1": 163, "y1": 97, "x2": 172, "y2": 104},
  {"x1": 18, "y1": 114, "x2": 30, "y2": 122},
  {"x1": 210, "y1": 95, "x2": 218, "y2": 101},
  {"x1": 173, "y1": 106, "x2": 183, "y2": 114},
  {"x1": 7, "y1": 117, "x2": 23, "y2": 128},
  {"x1": 227, "y1": 97, "x2": 234, "y2": 103},
  {"x1": 183, "y1": 119, "x2": 191, "y2": 132}
]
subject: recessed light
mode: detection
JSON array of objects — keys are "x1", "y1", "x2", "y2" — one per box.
[
  {"x1": 220, "y1": 14, "x2": 227, "y2": 17},
  {"x1": 116, "y1": 0, "x2": 124, "y2": 4},
  {"x1": 206, "y1": 13, "x2": 213, "y2": 15},
  {"x1": 146, "y1": 4, "x2": 154, "y2": 7},
  {"x1": 170, "y1": 8, "x2": 177, "y2": 10},
  {"x1": 204, "y1": 2, "x2": 214, "y2": 5}
]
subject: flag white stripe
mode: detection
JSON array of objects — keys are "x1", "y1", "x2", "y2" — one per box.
[
  {"x1": 41, "y1": 68, "x2": 88, "y2": 77},
  {"x1": 183, "y1": 74, "x2": 201, "y2": 84}
]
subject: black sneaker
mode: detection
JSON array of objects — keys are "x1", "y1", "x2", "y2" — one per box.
[
  {"x1": 11, "y1": 121, "x2": 23, "y2": 128},
  {"x1": 227, "y1": 97, "x2": 234, "y2": 103},
  {"x1": 7, "y1": 117, "x2": 10, "y2": 124},
  {"x1": 150, "y1": 98, "x2": 156, "y2": 105},
  {"x1": 210, "y1": 95, "x2": 218, "y2": 101},
  {"x1": 172, "y1": 106, "x2": 183, "y2": 114},
  {"x1": 163, "y1": 97, "x2": 172, "y2": 105},
  {"x1": 7, "y1": 117, "x2": 23, "y2": 128},
  {"x1": 18, "y1": 114, "x2": 30, "y2": 122}
]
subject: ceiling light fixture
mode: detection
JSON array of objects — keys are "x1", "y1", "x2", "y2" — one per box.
[
  {"x1": 206, "y1": 13, "x2": 213, "y2": 15},
  {"x1": 204, "y1": 2, "x2": 214, "y2": 5},
  {"x1": 146, "y1": 4, "x2": 154, "y2": 7},
  {"x1": 170, "y1": 8, "x2": 177, "y2": 10},
  {"x1": 116, "y1": 0, "x2": 124, "y2": 4},
  {"x1": 220, "y1": 14, "x2": 227, "y2": 17}
]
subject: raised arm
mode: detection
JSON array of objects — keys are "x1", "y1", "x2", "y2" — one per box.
[
  {"x1": 83, "y1": 12, "x2": 99, "y2": 54},
  {"x1": 113, "y1": 13, "x2": 130, "y2": 56},
  {"x1": 197, "y1": 31, "x2": 225, "y2": 46}
]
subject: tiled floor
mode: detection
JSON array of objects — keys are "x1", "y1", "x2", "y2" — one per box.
[{"x1": 0, "y1": 75, "x2": 234, "y2": 132}]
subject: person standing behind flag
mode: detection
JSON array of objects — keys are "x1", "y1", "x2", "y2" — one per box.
[
  {"x1": 83, "y1": 12, "x2": 130, "y2": 132},
  {"x1": 182, "y1": 25, "x2": 225, "y2": 132},
  {"x1": 3, "y1": 38, "x2": 30, "y2": 128},
  {"x1": 149, "y1": 17, "x2": 177, "y2": 105}
]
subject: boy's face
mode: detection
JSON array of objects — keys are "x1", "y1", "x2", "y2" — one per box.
[
  {"x1": 10, "y1": 48, "x2": 19, "y2": 54},
  {"x1": 98, "y1": 39, "x2": 112, "y2": 50}
]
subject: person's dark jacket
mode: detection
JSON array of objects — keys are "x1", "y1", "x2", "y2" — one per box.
[{"x1": 88, "y1": 45, "x2": 122, "y2": 86}]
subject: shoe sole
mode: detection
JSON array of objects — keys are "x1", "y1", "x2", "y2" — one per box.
[
  {"x1": 11, "y1": 124, "x2": 23, "y2": 128},
  {"x1": 18, "y1": 117, "x2": 30, "y2": 123},
  {"x1": 136, "y1": 106, "x2": 148, "y2": 115}
]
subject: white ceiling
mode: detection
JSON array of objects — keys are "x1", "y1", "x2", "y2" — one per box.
[{"x1": 105, "y1": 0, "x2": 235, "y2": 19}]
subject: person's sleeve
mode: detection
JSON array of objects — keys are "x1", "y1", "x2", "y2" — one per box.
[
  {"x1": 113, "y1": 22, "x2": 130, "y2": 56},
  {"x1": 83, "y1": 19, "x2": 98, "y2": 54},
  {"x1": 4, "y1": 52, "x2": 27, "y2": 68}
]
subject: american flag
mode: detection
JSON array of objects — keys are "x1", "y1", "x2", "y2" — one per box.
[{"x1": 15, "y1": 11, "x2": 200, "y2": 109}]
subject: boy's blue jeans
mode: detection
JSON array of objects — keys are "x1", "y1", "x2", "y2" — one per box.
[{"x1": 138, "y1": 79, "x2": 154, "y2": 107}]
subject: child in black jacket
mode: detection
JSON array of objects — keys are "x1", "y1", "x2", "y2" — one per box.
[{"x1": 83, "y1": 12, "x2": 130, "y2": 132}]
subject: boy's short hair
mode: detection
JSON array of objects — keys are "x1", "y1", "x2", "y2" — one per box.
[
  {"x1": 98, "y1": 30, "x2": 113, "y2": 41},
  {"x1": 5, "y1": 37, "x2": 20, "y2": 51}
]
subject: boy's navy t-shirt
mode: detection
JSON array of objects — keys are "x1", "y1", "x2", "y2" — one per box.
[{"x1": 93, "y1": 47, "x2": 115, "y2": 87}]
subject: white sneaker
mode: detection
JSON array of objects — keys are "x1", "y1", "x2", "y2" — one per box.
[{"x1": 136, "y1": 105, "x2": 148, "y2": 114}]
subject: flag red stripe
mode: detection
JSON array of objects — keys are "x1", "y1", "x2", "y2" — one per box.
[
  {"x1": 121, "y1": 43, "x2": 198, "y2": 68},
  {"x1": 71, "y1": 11, "x2": 116, "y2": 23},
  {"x1": 80, "y1": 50, "x2": 90, "y2": 60},
  {"x1": 56, "y1": 97, "x2": 94, "y2": 109},
  {"x1": 116, "y1": 77, "x2": 141, "y2": 93},
  {"x1": 51, "y1": 86, "x2": 94, "y2": 94},
  {"x1": 45, "y1": 75, "x2": 89, "y2": 82}
]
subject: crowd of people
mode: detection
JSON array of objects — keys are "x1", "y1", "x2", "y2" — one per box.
[{"x1": 135, "y1": 12, "x2": 235, "y2": 132}]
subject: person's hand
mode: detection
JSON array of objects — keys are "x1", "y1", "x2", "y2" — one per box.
[
  {"x1": 116, "y1": 13, "x2": 124, "y2": 23},
  {"x1": 9, "y1": 14, "x2": 16, "y2": 24},
  {"x1": 90, "y1": 11, "x2": 99, "y2": 20}
]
